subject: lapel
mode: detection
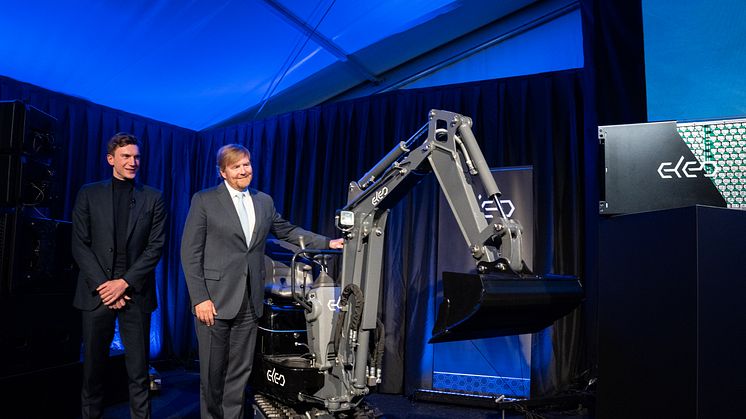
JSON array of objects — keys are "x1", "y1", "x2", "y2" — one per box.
[
  {"x1": 247, "y1": 188, "x2": 263, "y2": 250},
  {"x1": 216, "y1": 182, "x2": 249, "y2": 248},
  {"x1": 98, "y1": 181, "x2": 114, "y2": 240},
  {"x1": 126, "y1": 182, "x2": 145, "y2": 241}
]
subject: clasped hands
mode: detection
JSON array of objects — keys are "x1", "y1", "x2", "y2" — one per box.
[{"x1": 97, "y1": 278, "x2": 130, "y2": 309}]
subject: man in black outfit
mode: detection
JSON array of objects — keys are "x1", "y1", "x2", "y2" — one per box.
[{"x1": 71, "y1": 132, "x2": 166, "y2": 419}]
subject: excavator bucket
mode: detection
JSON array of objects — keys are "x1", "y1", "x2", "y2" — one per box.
[{"x1": 430, "y1": 271, "x2": 583, "y2": 343}]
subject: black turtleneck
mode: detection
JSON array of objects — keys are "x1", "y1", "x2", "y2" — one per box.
[{"x1": 112, "y1": 177, "x2": 134, "y2": 279}]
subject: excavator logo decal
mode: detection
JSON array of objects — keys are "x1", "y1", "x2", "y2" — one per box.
[
  {"x1": 267, "y1": 367, "x2": 286, "y2": 387},
  {"x1": 479, "y1": 195, "x2": 515, "y2": 218},
  {"x1": 657, "y1": 156, "x2": 718, "y2": 179},
  {"x1": 371, "y1": 187, "x2": 389, "y2": 206},
  {"x1": 328, "y1": 297, "x2": 341, "y2": 311}
]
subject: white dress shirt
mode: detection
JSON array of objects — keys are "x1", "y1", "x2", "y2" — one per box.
[{"x1": 224, "y1": 180, "x2": 255, "y2": 246}]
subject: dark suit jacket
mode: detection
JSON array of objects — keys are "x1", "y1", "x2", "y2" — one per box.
[
  {"x1": 180, "y1": 183, "x2": 329, "y2": 319},
  {"x1": 71, "y1": 179, "x2": 167, "y2": 312}
]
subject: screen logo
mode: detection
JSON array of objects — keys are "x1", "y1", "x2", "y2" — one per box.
[
  {"x1": 658, "y1": 156, "x2": 718, "y2": 179},
  {"x1": 479, "y1": 195, "x2": 515, "y2": 218}
]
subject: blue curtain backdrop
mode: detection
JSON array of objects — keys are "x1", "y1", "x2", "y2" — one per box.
[
  {"x1": 0, "y1": 75, "x2": 198, "y2": 358},
  {"x1": 1, "y1": 67, "x2": 587, "y2": 396}
]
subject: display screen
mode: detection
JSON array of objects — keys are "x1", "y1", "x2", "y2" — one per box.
[{"x1": 643, "y1": 0, "x2": 746, "y2": 122}]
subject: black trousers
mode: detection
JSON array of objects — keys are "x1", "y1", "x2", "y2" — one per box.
[
  {"x1": 195, "y1": 294, "x2": 258, "y2": 419},
  {"x1": 80, "y1": 302, "x2": 151, "y2": 419}
]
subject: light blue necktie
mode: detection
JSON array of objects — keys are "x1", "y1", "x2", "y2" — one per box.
[{"x1": 236, "y1": 193, "x2": 252, "y2": 246}]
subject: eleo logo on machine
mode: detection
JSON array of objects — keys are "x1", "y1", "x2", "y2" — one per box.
[
  {"x1": 267, "y1": 368, "x2": 286, "y2": 387},
  {"x1": 478, "y1": 194, "x2": 515, "y2": 218},
  {"x1": 328, "y1": 297, "x2": 341, "y2": 311},
  {"x1": 657, "y1": 156, "x2": 718, "y2": 179},
  {"x1": 371, "y1": 187, "x2": 389, "y2": 206}
]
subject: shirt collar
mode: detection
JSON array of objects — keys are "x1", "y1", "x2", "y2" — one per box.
[{"x1": 224, "y1": 180, "x2": 248, "y2": 197}]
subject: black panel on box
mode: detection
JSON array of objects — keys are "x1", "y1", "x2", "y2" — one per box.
[
  {"x1": 0, "y1": 361, "x2": 81, "y2": 418},
  {"x1": 0, "y1": 101, "x2": 26, "y2": 152},
  {"x1": 598, "y1": 206, "x2": 746, "y2": 419},
  {"x1": 0, "y1": 354, "x2": 129, "y2": 418},
  {"x1": 0, "y1": 293, "x2": 82, "y2": 378},
  {"x1": 0, "y1": 154, "x2": 57, "y2": 206},
  {"x1": 1, "y1": 215, "x2": 76, "y2": 296},
  {"x1": 0, "y1": 154, "x2": 21, "y2": 205},
  {"x1": 599, "y1": 121, "x2": 726, "y2": 215},
  {"x1": 0, "y1": 100, "x2": 56, "y2": 155},
  {"x1": 1, "y1": 100, "x2": 58, "y2": 207},
  {"x1": 0, "y1": 211, "x2": 17, "y2": 296}
]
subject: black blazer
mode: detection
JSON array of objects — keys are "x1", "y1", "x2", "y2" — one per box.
[
  {"x1": 180, "y1": 183, "x2": 329, "y2": 319},
  {"x1": 71, "y1": 179, "x2": 166, "y2": 312}
]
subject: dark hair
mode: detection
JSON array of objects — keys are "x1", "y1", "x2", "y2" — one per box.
[{"x1": 107, "y1": 132, "x2": 139, "y2": 155}]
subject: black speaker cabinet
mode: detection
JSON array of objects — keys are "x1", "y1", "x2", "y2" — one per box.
[
  {"x1": 0, "y1": 100, "x2": 56, "y2": 155},
  {"x1": 598, "y1": 205, "x2": 746, "y2": 418},
  {"x1": 0, "y1": 354, "x2": 129, "y2": 418},
  {"x1": 0, "y1": 153, "x2": 58, "y2": 206},
  {"x1": 0, "y1": 100, "x2": 57, "y2": 207},
  {"x1": 0, "y1": 214, "x2": 75, "y2": 296},
  {"x1": 0, "y1": 211, "x2": 16, "y2": 295},
  {"x1": 0, "y1": 360, "x2": 81, "y2": 418},
  {"x1": 0, "y1": 292, "x2": 82, "y2": 378},
  {"x1": 0, "y1": 216, "x2": 78, "y2": 376}
]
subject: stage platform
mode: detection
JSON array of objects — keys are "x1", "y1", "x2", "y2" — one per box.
[{"x1": 98, "y1": 363, "x2": 592, "y2": 419}]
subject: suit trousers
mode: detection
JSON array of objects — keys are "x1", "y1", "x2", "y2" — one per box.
[
  {"x1": 80, "y1": 302, "x2": 151, "y2": 419},
  {"x1": 196, "y1": 293, "x2": 258, "y2": 419}
]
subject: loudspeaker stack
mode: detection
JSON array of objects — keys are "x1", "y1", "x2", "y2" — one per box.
[{"x1": 0, "y1": 100, "x2": 80, "y2": 385}]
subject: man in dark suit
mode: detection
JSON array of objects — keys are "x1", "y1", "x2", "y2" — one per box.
[
  {"x1": 71, "y1": 132, "x2": 166, "y2": 419},
  {"x1": 181, "y1": 144, "x2": 342, "y2": 419}
]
